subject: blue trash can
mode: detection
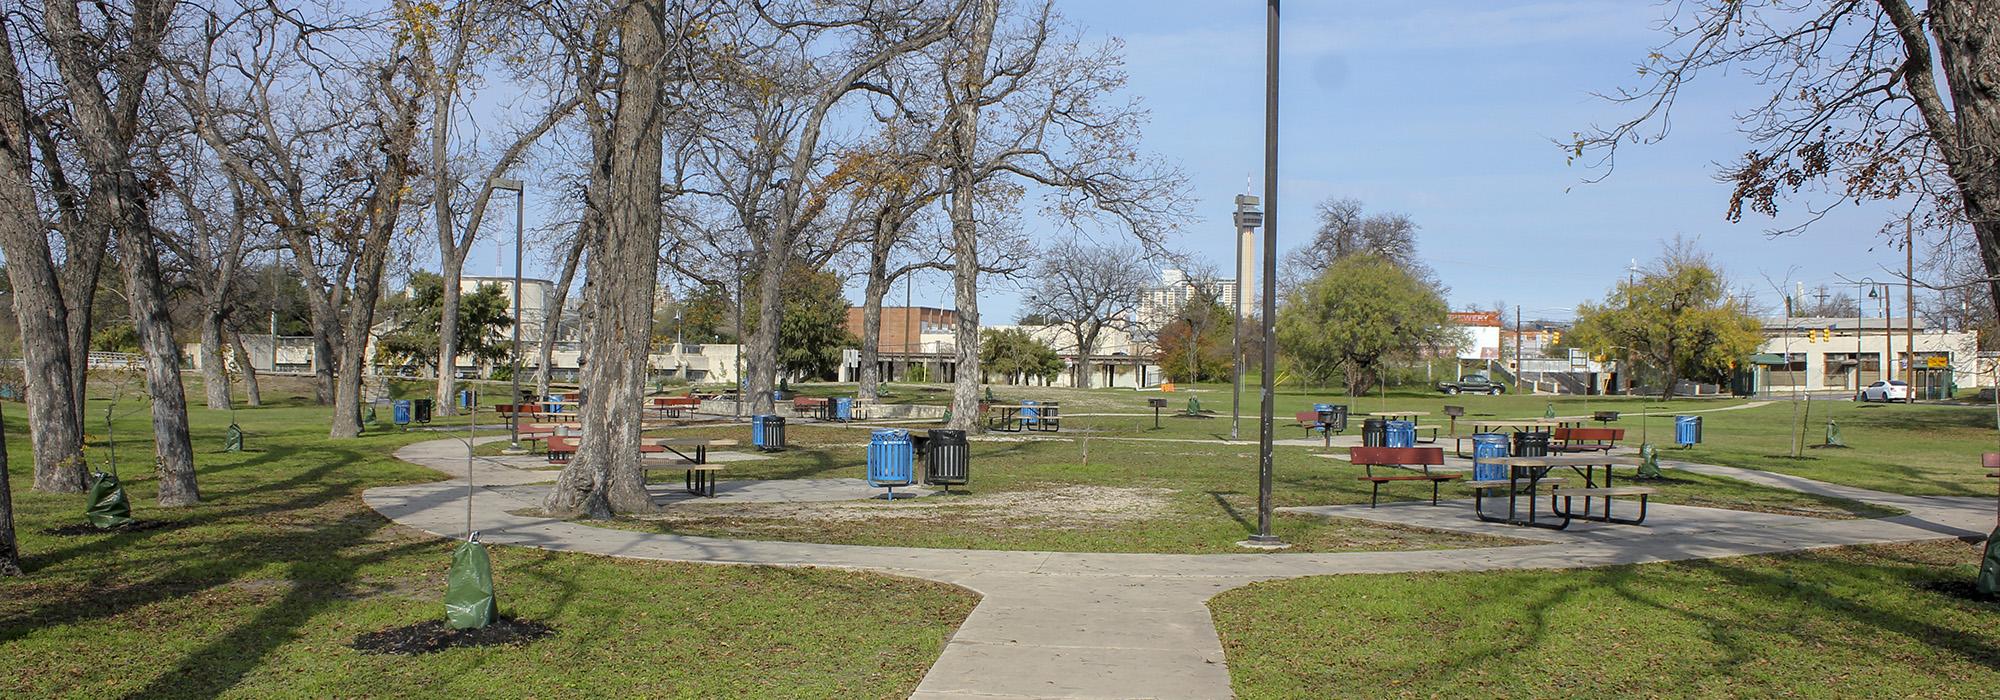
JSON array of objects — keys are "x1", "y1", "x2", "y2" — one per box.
[
  {"x1": 1471, "y1": 433, "x2": 1509, "y2": 481},
  {"x1": 1385, "y1": 420, "x2": 1416, "y2": 448},
  {"x1": 457, "y1": 389, "x2": 475, "y2": 409},
  {"x1": 833, "y1": 397, "x2": 853, "y2": 422},
  {"x1": 868, "y1": 429, "x2": 915, "y2": 498},
  {"x1": 392, "y1": 400, "x2": 412, "y2": 426},
  {"x1": 1674, "y1": 415, "x2": 1701, "y2": 447},
  {"x1": 752, "y1": 414, "x2": 787, "y2": 451},
  {"x1": 1312, "y1": 403, "x2": 1334, "y2": 432},
  {"x1": 1020, "y1": 399, "x2": 1041, "y2": 427}
]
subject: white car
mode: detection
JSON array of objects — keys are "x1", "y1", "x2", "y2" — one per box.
[{"x1": 1858, "y1": 380, "x2": 1910, "y2": 403}]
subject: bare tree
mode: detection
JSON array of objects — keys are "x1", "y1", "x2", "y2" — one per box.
[
  {"x1": 0, "y1": 21, "x2": 88, "y2": 493},
  {"x1": 414, "y1": 0, "x2": 585, "y2": 416},
  {"x1": 1575, "y1": 1, "x2": 2000, "y2": 311},
  {"x1": 154, "y1": 138, "x2": 263, "y2": 411},
  {"x1": 933, "y1": 0, "x2": 1191, "y2": 428},
  {"x1": 544, "y1": 0, "x2": 710, "y2": 518},
  {"x1": 169, "y1": 1, "x2": 429, "y2": 437},
  {"x1": 38, "y1": 0, "x2": 199, "y2": 504},
  {"x1": 1023, "y1": 241, "x2": 1146, "y2": 388},
  {"x1": 718, "y1": 0, "x2": 957, "y2": 416},
  {"x1": 1284, "y1": 197, "x2": 1430, "y2": 283},
  {"x1": 849, "y1": 127, "x2": 947, "y2": 399}
]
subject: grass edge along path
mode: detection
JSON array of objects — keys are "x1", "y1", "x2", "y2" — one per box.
[{"x1": 1208, "y1": 539, "x2": 2000, "y2": 698}]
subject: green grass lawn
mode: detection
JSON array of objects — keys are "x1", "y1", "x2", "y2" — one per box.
[
  {"x1": 566, "y1": 400, "x2": 1890, "y2": 552},
  {"x1": 1, "y1": 378, "x2": 975, "y2": 699},
  {"x1": 1208, "y1": 539, "x2": 2000, "y2": 698}
]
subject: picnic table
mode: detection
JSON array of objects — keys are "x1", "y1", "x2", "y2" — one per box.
[
  {"x1": 985, "y1": 402, "x2": 1060, "y2": 432},
  {"x1": 1451, "y1": 419, "x2": 1563, "y2": 456},
  {"x1": 1475, "y1": 455, "x2": 1660, "y2": 529},
  {"x1": 1366, "y1": 411, "x2": 1429, "y2": 420},
  {"x1": 641, "y1": 437, "x2": 739, "y2": 497}
]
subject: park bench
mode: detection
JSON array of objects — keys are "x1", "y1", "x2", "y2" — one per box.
[
  {"x1": 793, "y1": 396, "x2": 829, "y2": 419},
  {"x1": 1552, "y1": 427, "x2": 1623, "y2": 454},
  {"x1": 1549, "y1": 485, "x2": 1658, "y2": 524},
  {"x1": 1348, "y1": 446, "x2": 1462, "y2": 507}
]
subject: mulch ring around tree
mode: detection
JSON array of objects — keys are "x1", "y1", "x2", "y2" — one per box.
[
  {"x1": 39, "y1": 520, "x2": 175, "y2": 536},
  {"x1": 1911, "y1": 578, "x2": 2000, "y2": 605},
  {"x1": 351, "y1": 618, "x2": 556, "y2": 655}
]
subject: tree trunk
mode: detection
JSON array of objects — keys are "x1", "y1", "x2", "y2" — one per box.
[
  {"x1": 0, "y1": 27, "x2": 85, "y2": 494},
  {"x1": 943, "y1": 0, "x2": 1000, "y2": 431},
  {"x1": 1074, "y1": 325, "x2": 1097, "y2": 389},
  {"x1": 744, "y1": 249, "x2": 785, "y2": 414},
  {"x1": 1920, "y1": 0, "x2": 2000, "y2": 314},
  {"x1": 119, "y1": 218, "x2": 199, "y2": 506},
  {"x1": 231, "y1": 331, "x2": 262, "y2": 407},
  {"x1": 538, "y1": 229, "x2": 588, "y2": 397},
  {"x1": 329, "y1": 246, "x2": 394, "y2": 438},
  {"x1": 435, "y1": 252, "x2": 464, "y2": 415},
  {"x1": 199, "y1": 307, "x2": 232, "y2": 409},
  {"x1": 857, "y1": 241, "x2": 891, "y2": 400},
  {"x1": 311, "y1": 327, "x2": 337, "y2": 405},
  {"x1": 0, "y1": 399, "x2": 20, "y2": 576},
  {"x1": 544, "y1": 0, "x2": 665, "y2": 518}
]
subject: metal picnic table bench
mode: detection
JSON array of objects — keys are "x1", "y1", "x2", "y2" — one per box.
[
  {"x1": 1475, "y1": 455, "x2": 1662, "y2": 529},
  {"x1": 985, "y1": 402, "x2": 1061, "y2": 432},
  {"x1": 639, "y1": 437, "x2": 739, "y2": 497}
]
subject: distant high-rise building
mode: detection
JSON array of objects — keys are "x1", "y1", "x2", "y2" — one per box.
[{"x1": 1137, "y1": 269, "x2": 1238, "y2": 334}]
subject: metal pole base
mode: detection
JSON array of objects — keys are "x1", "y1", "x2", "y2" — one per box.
[
  {"x1": 1236, "y1": 535, "x2": 1290, "y2": 550},
  {"x1": 501, "y1": 445, "x2": 528, "y2": 455}
]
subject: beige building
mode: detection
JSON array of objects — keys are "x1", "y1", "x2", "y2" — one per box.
[{"x1": 1755, "y1": 317, "x2": 1981, "y2": 395}]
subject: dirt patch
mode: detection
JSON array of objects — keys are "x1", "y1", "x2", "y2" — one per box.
[
  {"x1": 351, "y1": 618, "x2": 555, "y2": 655},
  {"x1": 39, "y1": 520, "x2": 175, "y2": 536},
  {"x1": 1911, "y1": 579, "x2": 2000, "y2": 605},
  {"x1": 637, "y1": 485, "x2": 1175, "y2": 530}
]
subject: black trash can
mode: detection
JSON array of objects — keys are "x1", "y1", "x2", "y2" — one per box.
[
  {"x1": 1319, "y1": 405, "x2": 1350, "y2": 433},
  {"x1": 1361, "y1": 418, "x2": 1388, "y2": 448},
  {"x1": 925, "y1": 429, "x2": 969, "y2": 491},
  {"x1": 1511, "y1": 430, "x2": 1550, "y2": 458},
  {"x1": 412, "y1": 398, "x2": 434, "y2": 424}
]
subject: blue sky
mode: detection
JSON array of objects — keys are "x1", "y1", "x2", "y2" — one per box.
[
  {"x1": 477, "y1": 1, "x2": 1921, "y2": 323},
  {"x1": 962, "y1": 0, "x2": 1920, "y2": 322}
]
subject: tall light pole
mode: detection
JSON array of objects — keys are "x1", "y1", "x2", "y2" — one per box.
[
  {"x1": 1856, "y1": 276, "x2": 1875, "y2": 392},
  {"x1": 1243, "y1": 0, "x2": 1284, "y2": 549},
  {"x1": 490, "y1": 178, "x2": 525, "y2": 452},
  {"x1": 1231, "y1": 195, "x2": 1262, "y2": 440}
]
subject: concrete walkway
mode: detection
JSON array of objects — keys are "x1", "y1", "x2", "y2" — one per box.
[{"x1": 365, "y1": 435, "x2": 1989, "y2": 699}]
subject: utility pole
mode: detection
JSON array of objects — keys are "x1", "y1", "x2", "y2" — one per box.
[
  {"x1": 1514, "y1": 305, "x2": 1523, "y2": 390},
  {"x1": 1906, "y1": 215, "x2": 1917, "y2": 399}
]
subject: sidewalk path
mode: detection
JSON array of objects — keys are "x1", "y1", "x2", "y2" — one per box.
[{"x1": 366, "y1": 434, "x2": 1988, "y2": 699}]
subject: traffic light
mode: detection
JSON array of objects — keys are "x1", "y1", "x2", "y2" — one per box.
[{"x1": 1549, "y1": 330, "x2": 1563, "y2": 345}]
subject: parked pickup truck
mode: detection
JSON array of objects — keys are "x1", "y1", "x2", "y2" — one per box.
[{"x1": 1437, "y1": 375, "x2": 1506, "y2": 395}]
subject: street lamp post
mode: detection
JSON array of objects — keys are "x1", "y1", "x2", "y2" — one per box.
[
  {"x1": 1242, "y1": 0, "x2": 1284, "y2": 549},
  {"x1": 490, "y1": 178, "x2": 525, "y2": 452}
]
